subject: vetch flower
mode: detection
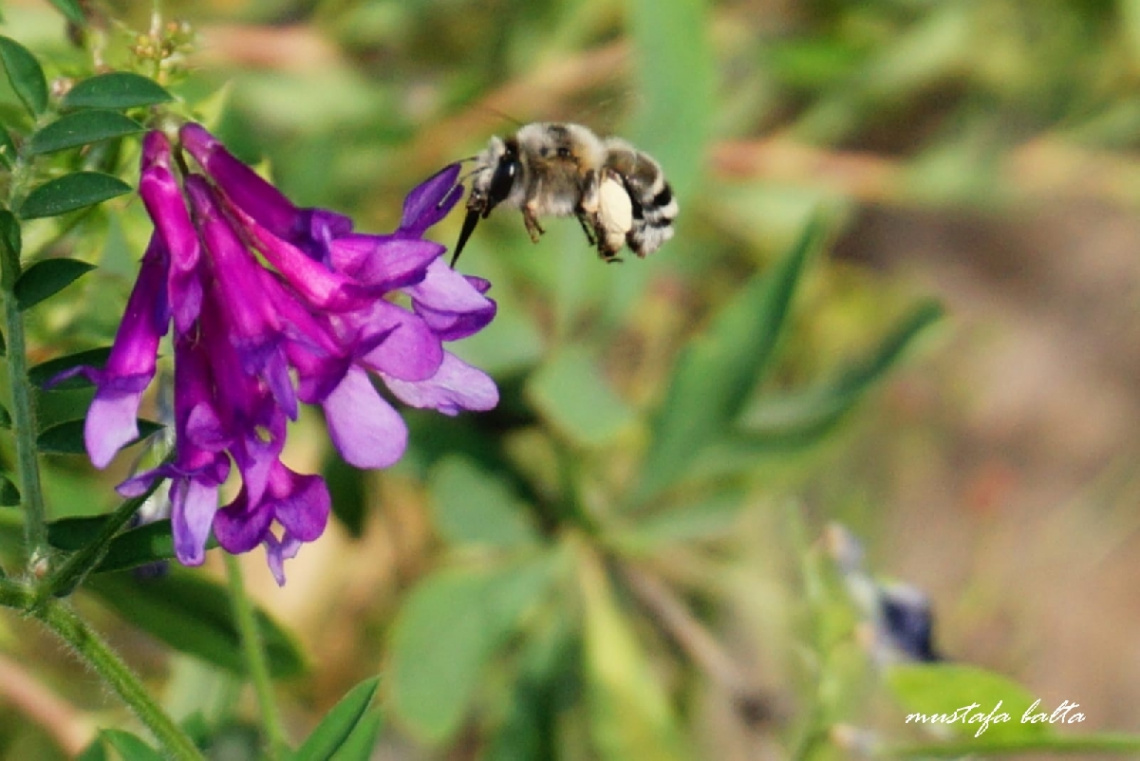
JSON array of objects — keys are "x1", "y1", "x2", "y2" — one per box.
[{"x1": 64, "y1": 124, "x2": 498, "y2": 584}]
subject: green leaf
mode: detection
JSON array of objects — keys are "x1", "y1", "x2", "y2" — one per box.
[
  {"x1": 738, "y1": 301, "x2": 944, "y2": 445},
  {"x1": 429, "y1": 456, "x2": 537, "y2": 549},
  {"x1": 526, "y1": 345, "x2": 637, "y2": 448},
  {"x1": 325, "y1": 712, "x2": 382, "y2": 761},
  {"x1": 0, "y1": 401, "x2": 10, "y2": 428},
  {"x1": 291, "y1": 677, "x2": 380, "y2": 761},
  {"x1": 0, "y1": 327, "x2": 6, "y2": 356},
  {"x1": 579, "y1": 551, "x2": 689, "y2": 761},
  {"x1": 628, "y1": 0, "x2": 712, "y2": 200},
  {"x1": 0, "y1": 36, "x2": 48, "y2": 117},
  {"x1": 86, "y1": 570, "x2": 306, "y2": 678},
  {"x1": 100, "y1": 730, "x2": 164, "y2": 761},
  {"x1": 18, "y1": 172, "x2": 132, "y2": 219},
  {"x1": 388, "y1": 556, "x2": 556, "y2": 744},
  {"x1": 29, "y1": 346, "x2": 111, "y2": 388},
  {"x1": 36, "y1": 419, "x2": 87, "y2": 454},
  {"x1": 635, "y1": 216, "x2": 825, "y2": 502},
  {"x1": 14, "y1": 258, "x2": 96, "y2": 310},
  {"x1": 48, "y1": 0, "x2": 86, "y2": 26},
  {"x1": 0, "y1": 127, "x2": 16, "y2": 168},
  {"x1": 0, "y1": 473, "x2": 19, "y2": 506},
  {"x1": 887, "y1": 663, "x2": 1053, "y2": 742},
  {"x1": 48, "y1": 517, "x2": 217, "y2": 573},
  {"x1": 0, "y1": 209, "x2": 21, "y2": 289},
  {"x1": 29, "y1": 110, "x2": 143, "y2": 155},
  {"x1": 37, "y1": 418, "x2": 163, "y2": 455},
  {"x1": 62, "y1": 72, "x2": 173, "y2": 110}
]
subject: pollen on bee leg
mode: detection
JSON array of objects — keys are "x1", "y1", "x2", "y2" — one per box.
[{"x1": 597, "y1": 173, "x2": 633, "y2": 254}]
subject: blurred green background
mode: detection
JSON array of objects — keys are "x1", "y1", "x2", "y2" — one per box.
[{"x1": 4, "y1": 0, "x2": 1140, "y2": 758}]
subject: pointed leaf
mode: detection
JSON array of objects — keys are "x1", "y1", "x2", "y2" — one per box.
[
  {"x1": 86, "y1": 570, "x2": 306, "y2": 677},
  {"x1": 291, "y1": 677, "x2": 380, "y2": 761},
  {"x1": 635, "y1": 216, "x2": 825, "y2": 502},
  {"x1": 0, "y1": 36, "x2": 48, "y2": 116},
  {"x1": 37, "y1": 418, "x2": 164, "y2": 455},
  {"x1": 48, "y1": 513, "x2": 115, "y2": 550},
  {"x1": 48, "y1": 0, "x2": 86, "y2": 26},
  {"x1": 0, "y1": 327, "x2": 6, "y2": 356},
  {"x1": 887, "y1": 663, "x2": 1052, "y2": 742},
  {"x1": 62, "y1": 71, "x2": 172, "y2": 110},
  {"x1": 100, "y1": 730, "x2": 164, "y2": 761},
  {"x1": 0, "y1": 473, "x2": 19, "y2": 506},
  {"x1": 388, "y1": 556, "x2": 555, "y2": 744},
  {"x1": 18, "y1": 172, "x2": 132, "y2": 219},
  {"x1": 322, "y1": 712, "x2": 382, "y2": 761},
  {"x1": 429, "y1": 456, "x2": 537, "y2": 549},
  {"x1": 48, "y1": 516, "x2": 218, "y2": 573},
  {"x1": 36, "y1": 419, "x2": 86, "y2": 454},
  {"x1": 0, "y1": 401, "x2": 10, "y2": 429},
  {"x1": 0, "y1": 127, "x2": 16, "y2": 168},
  {"x1": 29, "y1": 110, "x2": 143, "y2": 155},
  {"x1": 738, "y1": 301, "x2": 944, "y2": 444},
  {"x1": 14, "y1": 258, "x2": 96, "y2": 310},
  {"x1": 0, "y1": 209, "x2": 20, "y2": 290},
  {"x1": 29, "y1": 346, "x2": 112, "y2": 388}
]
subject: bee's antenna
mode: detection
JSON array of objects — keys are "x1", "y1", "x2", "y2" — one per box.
[{"x1": 478, "y1": 106, "x2": 526, "y2": 128}]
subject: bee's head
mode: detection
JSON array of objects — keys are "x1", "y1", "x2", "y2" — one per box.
[{"x1": 453, "y1": 138, "x2": 522, "y2": 266}]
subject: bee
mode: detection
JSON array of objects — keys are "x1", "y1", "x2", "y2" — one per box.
[{"x1": 451, "y1": 123, "x2": 678, "y2": 265}]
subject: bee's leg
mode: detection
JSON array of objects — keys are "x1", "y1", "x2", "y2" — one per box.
[
  {"x1": 522, "y1": 203, "x2": 545, "y2": 242},
  {"x1": 575, "y1": 212, "x2": 598, "y2": 246}
]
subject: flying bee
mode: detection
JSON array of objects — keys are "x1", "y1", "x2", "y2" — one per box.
[{"x1": 451, "y1": 123, "x2": 678, "y2": 265}]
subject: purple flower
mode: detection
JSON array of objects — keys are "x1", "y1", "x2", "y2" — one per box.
[{"x1": 66, "y1": 125, "x2": 498, "y2": 584}]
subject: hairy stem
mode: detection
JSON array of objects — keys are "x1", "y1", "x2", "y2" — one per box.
[
  {"x1": 0, "y1": 579, "x2": 205, "y2": 760},
  {"x1": 0, "y1": 222, "x2": 49, "y2": 567}
]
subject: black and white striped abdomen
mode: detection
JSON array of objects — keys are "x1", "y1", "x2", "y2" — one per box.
[{"x1": 602, "y1": 138, "x2": 678, "y2": 257}]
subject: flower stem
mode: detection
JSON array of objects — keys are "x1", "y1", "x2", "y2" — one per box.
[
  {"x1": 0, "y1": 579, "x2": 205, "y2": 760},
  {"x1": 224, "y1": 554, "x2": 288, "y2": 760},
  {"x1": 0, "y1": 218, "x2": 50, "y2": 567}
]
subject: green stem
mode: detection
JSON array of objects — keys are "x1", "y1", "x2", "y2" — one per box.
[
  {"x1": 0, "y1": 579, "x2": 205, "y2": 760},
  {"x1": 224, "y1": 554, "x2": 288, "y2": 760},
  {"x1": 0, "y1": 228, "x2": 49, "y2": 566}
]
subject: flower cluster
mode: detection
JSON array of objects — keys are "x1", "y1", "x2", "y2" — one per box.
[{"x1": 65, "y1": 124, "x2": 497, "y2": 583}]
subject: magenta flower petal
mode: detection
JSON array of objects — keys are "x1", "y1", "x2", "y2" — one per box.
[
  {"x1": 85, "y1": 383, "x2": 148, "y2": 469},
  {"x1": 322, "y1": 366, "x2": 408, "y2": 468},
  {"x1": 270, "y1": 465, "x2": 330, "y2": 543},
  {"x1": 180, "y1": 123, "x2": 299, "y2": 237},
  {"x1": 406, "y1": 259, "x2": 497, "y2": 340},
  {"x1": 171, "y1": 477, "x2": 220, "y2": 566},
  {"x1": 382, "y1": 352, "x2": 499, "y2": 415},
  {"x1": 357, "y1": 300, "x2": 443, "y2": 382},
  {"x1": 330, "y1": 235, "x2": 441, "y2": 291},
  {"x1": 214, "y1": 488, "x2": 275, "y2": 555},
  {"x1": 398, "y1": 163, "x2": 464, "y2": 236}
]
